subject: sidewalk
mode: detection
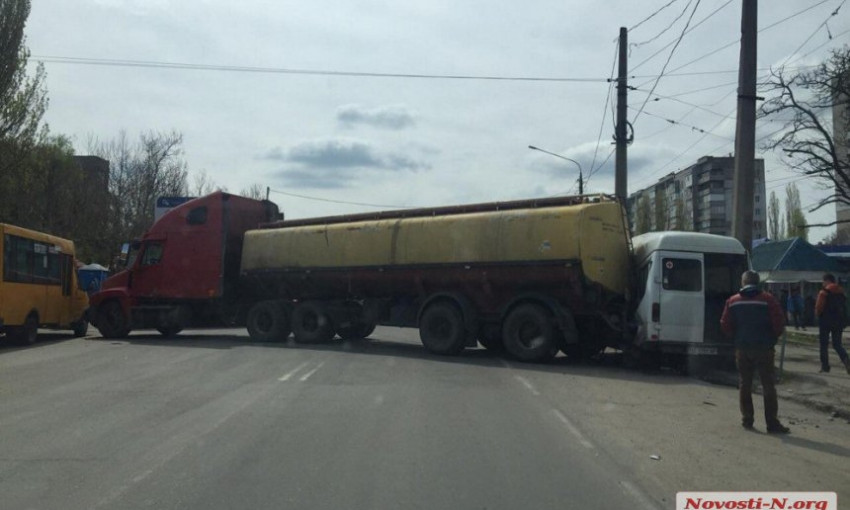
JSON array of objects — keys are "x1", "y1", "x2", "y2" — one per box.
[{"x1": 772, "y1": 328, "x2": 850, "y2": 420}]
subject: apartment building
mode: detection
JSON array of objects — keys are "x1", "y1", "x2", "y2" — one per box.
[{"x1": 627, "y1": 156, "x2": 767, "y2": 239}]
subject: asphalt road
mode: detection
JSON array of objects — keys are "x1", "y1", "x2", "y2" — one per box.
[{"x1": 1, "y1": 327, "x2": 848, "y2": 510}]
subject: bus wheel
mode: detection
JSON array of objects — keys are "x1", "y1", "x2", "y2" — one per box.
[
  {"x1": 72, "y1": 319, "x2": 89, "y2": 337},
  {"x1": 14, "y1": 314, "x2": 39, "y2": 345},
  {"x1": 292, "y1": 302, "x2": 335, "y2": 343},
  {"x1": 247, "y1": 300, "x2": 290, "y2": 342},
  {"x1": 419, "y1": 301, "x2": 466, "y2": 355},
  {"x1": 97, "y1": 301, "x2": 130, "y2": 339},
  {"x1": 502, "y1": 304, "x2": 558, "y2": 363}
]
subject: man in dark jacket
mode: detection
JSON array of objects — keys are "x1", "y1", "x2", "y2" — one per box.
[
  {"x1": 814, "y1": 273, "x2": 850, "y2": 374},
  {"x1": 720, "y1": 270, "x2": 789, "y2": 433}
]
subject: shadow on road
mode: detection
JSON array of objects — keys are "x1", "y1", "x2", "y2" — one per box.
[{"x1": 76, "y1": 329, "x2": 708, "y2": 386}]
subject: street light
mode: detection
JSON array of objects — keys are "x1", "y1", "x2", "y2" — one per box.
[{"x1": 528, "y1": 145, "x2": 584, "y2": 195}]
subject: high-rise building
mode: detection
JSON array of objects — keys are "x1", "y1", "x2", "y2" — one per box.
[{"x1": 627, "y1": 156, "x2": 767, "y2": 239}]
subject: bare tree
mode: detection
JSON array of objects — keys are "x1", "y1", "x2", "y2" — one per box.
[
  {"x1": 240, "y1": 183, "x2": 265, "y2": 200},
  {"x1": 89, "y1": 130, "x2": 188, "y2": 244},
  {"x1": 759, "y1": 46, "x2": 850, "y2": 226},
  {"x1": 192, "y1": 169, "x2": 218, "y2": 196}
]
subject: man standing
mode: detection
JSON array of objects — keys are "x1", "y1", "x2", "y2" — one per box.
[
  {"x1": 721, "y1": 270, "x2": 789, "y2": 433},
  {"x1": 814, "y1": 273, "x2": 850, "y2": 374},
  {"x1": 787, "y1": 287, "x2": 805, "y2": 331}
]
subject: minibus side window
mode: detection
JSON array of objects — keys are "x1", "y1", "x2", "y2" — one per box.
[{"x1": 662, "y1": 258, "x2": 702, "y2": 292}]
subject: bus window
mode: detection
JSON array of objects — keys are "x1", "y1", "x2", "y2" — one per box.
[{"x1": 662, "y1": 258, "x2": 702, "y2": 292}]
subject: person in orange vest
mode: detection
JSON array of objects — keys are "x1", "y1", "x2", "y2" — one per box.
[{"x1": 814, "y1": 273, "x2": 850, "y2": 374}]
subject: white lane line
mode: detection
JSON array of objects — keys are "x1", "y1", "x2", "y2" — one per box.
[
  {"x1": 278, "y1": 362, "x2": 311, "y2": 381},
  {"x1": 619, "y1": 480, "x2": 662, "y2": 510},
  {"x1": 299, "y1": 361, "x2": 326, "y2": 382},
  {"x1": 552, "y1": 409, "x2": 594, "y2": 450},
  {"x1": 514, "y1": 375, "x2": 540, "y2": 396}
]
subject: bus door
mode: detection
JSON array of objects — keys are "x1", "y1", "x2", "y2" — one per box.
[{"x1": 657, "y1": 252, "x2": 705, "y2": 346}]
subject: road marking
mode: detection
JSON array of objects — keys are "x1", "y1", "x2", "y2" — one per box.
[
  {"x1": 619, "y1": 480, "x2": 662, "y2": 510},
  {"x1": 552, "y1": 409, "x2": 594, "y2": 449},
  {"x1": 278, "y1": 362, "x2": 311, "y2": 381},
  {"x1": 514, "y1": 375, "x2": 540, "y2": 396},
  {"x1": 299, "y1": 361, "x2": 326, "y2": 381}
]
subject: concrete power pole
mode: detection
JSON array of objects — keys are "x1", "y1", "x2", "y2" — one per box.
[
  {"x1": 732, "y1": 0, "x2": 758, "y2": 252},
  {"x1": 615, "y1": 27, "x2": 629, "y2": 202}
]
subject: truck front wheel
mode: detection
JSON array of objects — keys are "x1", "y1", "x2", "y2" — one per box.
[
  {"x1": 419, "y1": 302, "x2": 466, "y2": 355},
  {"x1": 291, "y1": 302, "x2": 334, "y2": 343},
  {"x1": 247, "y1": 301, "x2": 291, "y2": 342},
  {"x1": 502, "y1": 304, "x2": 558, "y2": 363},
  {"x1": 96, "y1": 301, "x2": 130, "y2": 339}
]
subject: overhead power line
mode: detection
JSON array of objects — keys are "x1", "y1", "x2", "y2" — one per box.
[
  {"x1": 269, "y1": 189, "x2": 411, "y2": 209},
  {"x1": 629, "y1": 0, "x2": 683, "y2": 32},
  {"x1": 630, "y1": 0, "x2": 733, "y2": 72},
  {"x1": 630, "y1": 0, "x2": 693, "y2": 50},
  {"x1": 32, "y1": 55, "x2": 609, "y2": 83},
  {"x1": 631, "y1": 0, "x2": 702, "y2": 126}
]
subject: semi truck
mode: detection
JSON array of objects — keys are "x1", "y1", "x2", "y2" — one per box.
[{"x1": 89, "y1": 191, "x2": 748, "y2": 363}]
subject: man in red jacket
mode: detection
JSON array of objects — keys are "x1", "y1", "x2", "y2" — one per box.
[
  {"x1": 814, "y1": 273, "x2": 850, "y2": 374},
  {"x1": 720, "y1": 270, "x2": 789, "y2": 433}
]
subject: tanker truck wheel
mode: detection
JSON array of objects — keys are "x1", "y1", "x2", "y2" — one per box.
[
  {"x1": 337, "y1": 321, "x2": 376, "y2": 340},
  {"x1": 247, "y1": 300, "x2": 291, "y2": 342},
  {"x1": 502, "y1": 304, "x2": 558, "y2": 363},
  {"x1": 419, "y1": 302, "x2": 466, "y2": 355},
  {"x1": 96, "y1": 301, "x2": 130, "y2": 339},
  {"x1": 291, "y1": 302, "x2": 335, "y2": 343}
]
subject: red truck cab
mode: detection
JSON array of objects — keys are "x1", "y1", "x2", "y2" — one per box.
[{"x1": 89, "y1": 192, "x2": 280, "y2": 338}]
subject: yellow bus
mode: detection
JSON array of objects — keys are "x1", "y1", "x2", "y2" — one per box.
[{"x1": 1, "y1": 224, "x2": 89, "y2": 344}]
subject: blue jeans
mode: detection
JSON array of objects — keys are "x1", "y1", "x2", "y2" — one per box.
[{"x1": 818, "y1": 324, "x2": 849, "y2": 371}]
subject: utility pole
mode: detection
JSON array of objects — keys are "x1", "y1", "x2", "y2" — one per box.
[
  {"x1": 614, "y1": 26, "x2": 629, "y2": 202},
  {"x1": 732, "y1": 0, "x2": 758, "y2": 252}
]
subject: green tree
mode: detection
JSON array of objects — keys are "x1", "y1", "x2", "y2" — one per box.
[
  {"x1": 0, "y1": 0, "x2": 48, "y2": 175},
  {"x1": 784, "y1": 183, "x2": 808, "y2": 240},
  {"x1": 767, "y1": 190, "x2": 783, "y2": 240}
]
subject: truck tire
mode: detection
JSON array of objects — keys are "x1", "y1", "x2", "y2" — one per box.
[
  {"x1": 96, "y1": 301, "x2": 131, "y2": 339},
  {"x1": 419, "y1": 302, "x2": 466, "y2": 355},
  {"x1": 247, "y1": 300, "x2": 290, "y2": 342},
  {"x1": 337, "y1": 321, "x2": 376, "y2": 340},
  {"x1": 291, "y1": 302, "x2": 334, "y2": 343},
  {"x1": 502, "y1": 304, "x2": 558, "y2": 363}
]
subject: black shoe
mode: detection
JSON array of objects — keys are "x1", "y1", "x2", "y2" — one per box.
[
  {"x1": 742, "y1": 422, "x2": 755, "y2": 431},
  {"x1": 767, "y1": 423, "x2": 790, "y2": 434},
  {"x1": 819, "y1": 367, "x2": 830, "y2": 373}
]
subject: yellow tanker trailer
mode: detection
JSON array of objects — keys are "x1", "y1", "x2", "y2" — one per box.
[{"x1": 240, "y1": 196, "x2": 631, "y2": 362}]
